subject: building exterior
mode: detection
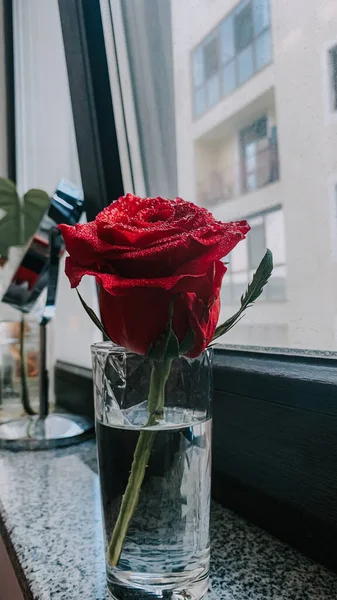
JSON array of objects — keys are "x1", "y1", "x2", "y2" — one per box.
[{"x1": 171, "y1": 0, "x2": 337, "y2": 350}]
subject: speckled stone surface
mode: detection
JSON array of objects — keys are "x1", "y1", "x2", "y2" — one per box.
[{"x1": 1, "y1": 440, "x2": 337, "y2": 599}]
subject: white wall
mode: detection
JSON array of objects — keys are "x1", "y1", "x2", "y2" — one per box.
[
  {"x1": 12, "y1": 0, "x2": 101, "y2": 368},
  {"x1": 0, "y1": 0, "x2": 7, "y2": 177}
]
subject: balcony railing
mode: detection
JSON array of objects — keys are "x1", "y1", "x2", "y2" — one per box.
[{"x1": 197, "y1": 143, "x2": 279, "y2": 208}]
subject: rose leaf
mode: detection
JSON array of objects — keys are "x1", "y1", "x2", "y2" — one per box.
[
  {"x1": 76, "y1": 289, "x2": 111, "y2": 341},
  {"x1": 212, "y1": 249, "x2": 273, "y2": 342}
]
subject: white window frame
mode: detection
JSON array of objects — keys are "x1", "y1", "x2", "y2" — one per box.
[{"x1": 99, "y1": 0, "x2": 146, "y2": 197}]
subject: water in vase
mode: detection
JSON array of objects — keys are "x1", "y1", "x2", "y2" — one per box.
[{"x1": 96, "y1": 407, "x2": 211, "y2": 600}]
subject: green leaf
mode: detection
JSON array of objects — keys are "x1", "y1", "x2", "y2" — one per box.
[
  {"x1": 0, "y1": 178, "x2": 21, "y2": 258},
  {"x1": 179, "y1": 328, "x2": 195, "y2": 355},
  {"x1": 76, "y1": 289, "x2": 111, "y2": 340},
  {"x1": 212, "y1": 249, "x2": 273, "y2": 342},
  {"x1": 23, "y1": 188, "x2": 50, "y2": 245},
  {"x1": 0, "y1": 179, "x2": 50, "y2": 259}
]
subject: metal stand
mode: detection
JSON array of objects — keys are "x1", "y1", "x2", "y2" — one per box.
[{"x1": 0, "y1": 226, "x2": 94, "y2": 450}]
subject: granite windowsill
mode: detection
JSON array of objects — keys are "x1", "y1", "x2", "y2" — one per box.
[{"x1": 0, "y1": 440, "x2": 337, "y2": 600}]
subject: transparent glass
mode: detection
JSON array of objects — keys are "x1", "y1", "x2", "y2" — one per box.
[
  {"x1": 103, "y1": 0, "x2": 337, "y2": 353},
  {"x1": 92, "y1": 342, "x2": 212, "y2": 600},
  {"x1": 0, "y1": 320, "x2": 40, "y2": 423}
]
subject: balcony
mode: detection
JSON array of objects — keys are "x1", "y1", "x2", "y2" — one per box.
[{"x1": 197, "y1": 142, "x2": 280, "y2": 209}]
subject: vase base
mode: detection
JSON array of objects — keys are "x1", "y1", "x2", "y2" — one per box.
[
  {"x1": 0, "y1": 414, "x2": 94, "y2": 450},
  {"x1": 107, "y1": 575, "x2": 209, "y2": 600}
]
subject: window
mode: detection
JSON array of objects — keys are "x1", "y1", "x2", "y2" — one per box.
[
  {"x1": 222, "y1": 208, "x2": 286, "y2": 306},
  {"x1": 192, "y1": 0, "x2": 272, "y2": 117},
  {"x1": 58, "y1": 0, "x2": 337, "y2": 354},
  {"x1": 240, "y1": 116, "x2": 278, "y2": 192},
  {"x1": 204, "y1": 36, "x2": 218, "y2": 79},
  {"x1": 329, "y1": 45, "x2": 337, "y2": 111},
  {"x1": 192, "y1": 34, "x2": 220, "y2": 115},
  {"x1": 54, "y1": 6, "x2": 337, "y2": 569},
  {"x1": 234, "y1": 3, "x2": 253, "y2": 53}
]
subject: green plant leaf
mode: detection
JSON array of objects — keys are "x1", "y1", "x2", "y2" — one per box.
[
  {"x1": 212, "y1": 249, "x2": 273, "y2": 342},
  {"x1": 0, "y1": 179, "x2": 50, "y2": 259},
  {"x1": 76, "y1": 289, "x2": 111, "y2": 340},
  {"x1": 0, "y1": 178, "x2": 21, "y2": 258},
  {"x1": 23, "y1": 188, "x2": 50, "y2": 245}
]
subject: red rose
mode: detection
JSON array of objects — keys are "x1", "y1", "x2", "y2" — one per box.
[{"x1": 59, "y1": 194, "x2": 249, "y2": 357}]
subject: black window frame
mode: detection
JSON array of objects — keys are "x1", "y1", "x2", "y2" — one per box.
[
  {"x1": 3, "y1": 0, "x2": 16, "y2": 181},
  {"x1": 56, "y1": 0, "x2": 337, "y2": 573}
]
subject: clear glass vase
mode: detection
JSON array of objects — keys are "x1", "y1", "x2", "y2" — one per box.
[
  {"x1": 0, "y1": 319, "x2": 40, "y2": 423},
  {"x1": 91, "y1": 342, "x2": 212, "y2": 600}
]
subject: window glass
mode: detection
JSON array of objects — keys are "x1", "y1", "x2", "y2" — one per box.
[
  {"x1": 267, "y1": 265, "x2": 286, "y2": 301},
  {"x1": 237, "y1": 44, "x2": 254, "y2": 84},
  {"x1": 255, "y1": 29, "x2": 272, "y2": 71},
  {"x1": 253, "y1": 0, "x2": 270, "y2": 35},
  {"x1": 192, "y1": 0, "x2": 272, "y2": 113},
  {"x1": 204, "y1": 36, "x2": 218, "y2": 79},
  {"x1": 222, "y1": 61, "x2": 236, "y2": 96},
  {"x1": 248, "y1": 219, "x2": 265, "y2": 269},
  {"x1": 265, "y1": 209, "x2": 285, "y2": 265},
  {"x1": 241, "y1": 117, "x2": 268, "y2": 191},
  {"x1": 220, "y1": 16, "x2": 235, "y2": 64},
  {"x1": 231, "y1": 238, "x2": 248, "y2": 272},
  {"x1": 232, "y1": 271, "x2": 249, "y2": 300},
  {"x1": 106, "y1": 0, "x2": 337, "y2": 352},
  {"x1": 221, "y1": 280, "x2": 232, "y2": 305},
  {"x1": 192, "y1": 47, "x2": 204, "y2": 88},
  {"x1": 234, "y1": 3, "x2": 254, "y2": 53}
]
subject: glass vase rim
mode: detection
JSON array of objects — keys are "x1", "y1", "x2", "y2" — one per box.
[{"x1": 91, "y1": 340, "x2": 213, "y2": 359}]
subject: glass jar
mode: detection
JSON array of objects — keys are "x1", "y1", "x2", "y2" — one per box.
[
  {"x1": 92, "y1": 342, "x2": 212, "y2": 600},
  {"x1": 0, "y1": 319, "x2": 40, "y2": 422}
]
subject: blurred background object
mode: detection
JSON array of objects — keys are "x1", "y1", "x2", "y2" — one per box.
[{"x1": 0, "y1": 318, "x2": 39, "y2": 423}]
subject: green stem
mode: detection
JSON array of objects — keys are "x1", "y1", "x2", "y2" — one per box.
[
  {"x1": 19, "y1": 316, "x2": 35, "y2": 416},
  {"x1": 107, "y1": 358, "x2": 172, "y2": 567}
]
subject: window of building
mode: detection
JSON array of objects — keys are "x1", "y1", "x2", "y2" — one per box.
[
  {"x1": 222, "y1": 207, "x2": 286, "y2": 305},
  {"x1": 329, "y1": 45, "x2": 337, "y2": 111},
  {"x1": 234, "y1": 3, "x2": 253, "y2": 53},
  {"x1": 192, "y1": 0, "x2": 272, "y2": 117},
  {"x1": 240, "y1": 116, "x2": 277, "y2": 192}
]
